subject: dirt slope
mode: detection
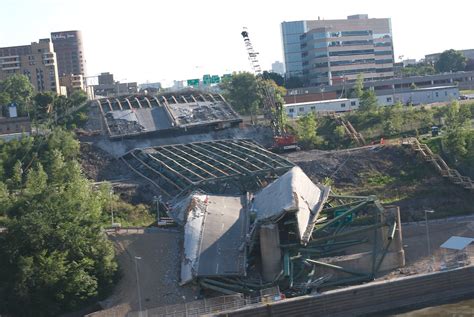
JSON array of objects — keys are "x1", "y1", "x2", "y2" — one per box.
[{"x1": 284, "y1": 145, "x2": 474, "y2": 221}]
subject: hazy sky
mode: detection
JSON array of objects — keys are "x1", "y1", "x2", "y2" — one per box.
[{"x1": 1, "y1": 0, "x2": 473, "y2": 86}]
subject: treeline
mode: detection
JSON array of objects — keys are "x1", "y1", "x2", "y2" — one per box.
[
  {"x1": 293, "y1": 99, "x2": 473, "y2": 177},
  {"x1": 0, "y1": 129, "x2": 117, "y2": 316},
  {"x1": 0, "y1": 74, "x2": 89, "y2": 128}
]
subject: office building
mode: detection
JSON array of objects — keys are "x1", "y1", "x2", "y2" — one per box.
[
  {"x1": 98, "y1": 72, "x2": 114, "y2": 85},
  {"x1": 92, "y1": 72, "x2": 138, "y2": 96},
  {"x1": 281, "y1": 14, "x2": 394, "y2": 86},
  {"x1": 51, "y1": 30, "x2": 86, "y2": 78},
  {"x1": 59, "y1": 74, "x2": 84, "y2": 96},
  {"x1": 271, "y1": 61, "x2": 285, "y2": 75},
  {"x1": 0, "y1": 39, "x2": 60, "y2": 93}
]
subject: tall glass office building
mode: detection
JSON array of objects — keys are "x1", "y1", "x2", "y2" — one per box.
[
  {"x1": 281, "y1": 21, "x2": 307, "y2": 78},
  {"x1": 281, "y1": 15, "x2": 394, "y2": 86}
]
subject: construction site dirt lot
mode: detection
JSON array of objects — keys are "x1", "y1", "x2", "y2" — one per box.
[
  {"x1": 96, "y1": 218, "x2": 474, "y2": 314},
  {"x1": 100, "y1": 228, "x2": 198, "y2": 313},
  {"x1": 80, "y1": 142, "x2": 474, "y2": 217},
  {"x1": 284, "y1": 145, "x2": 474, "y2": 221},
  {"x1": 383, "y1": 218, "x2": 474, "y2": 278},
  {"x1": 78, "y1": 142, "x2": 474, "y2": 313}
]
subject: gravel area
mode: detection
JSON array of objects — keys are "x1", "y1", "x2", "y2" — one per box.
[{"x1": 100, "y1": 229, "x2": 199, "y2": 312}]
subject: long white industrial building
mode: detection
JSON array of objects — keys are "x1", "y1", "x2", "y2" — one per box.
[{"x1": 284, "y1": 86, "x2": 459, "y2": 118}]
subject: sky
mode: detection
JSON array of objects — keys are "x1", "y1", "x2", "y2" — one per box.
[{"x1": 1, "y1": 0, "x2": 474, "y2": 86}]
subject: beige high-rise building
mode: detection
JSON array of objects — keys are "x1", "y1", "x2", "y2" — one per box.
[
  {"x1": 59, "y1": 74, "x2": 84, "y2": 96},
  {"x1": 282, "y1": 14, "x2": 394, "y2": 86},
  {"x1": 0, "y1": 39, "x2": 60, "y2": 93}
]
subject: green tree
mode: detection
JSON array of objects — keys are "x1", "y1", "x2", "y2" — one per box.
[
  {"x1": 10, "y1": 160, "x2": 23, "y2": 189},
  {"x1": 0, "y1": 131, "x2": 117, "y2": 315},
  {"x1": 69, "y1": 90, "x2": 88, "y2": 106},
  {"x1": 383, "y1": 102, "x2": 403, "y2": 135},
  {"x1": 296, "y1": 112, "x2": 322, "y2": 149},
  {"x1": 25, "y1": 163, "x2": 48, "y2": 196},
  {"x1": 0, "y1": 74, "x2": 34, "y2": 116},
  {"x1": 434, "y1": 49, "x2": 467, "y2": 73},
  {"x1": 220, "y1": 72, "x2": 259, "y2": 116},
  {"x1": 442, "y1": 101, "x2": 472, "y2": 161},
  {"x1": 399, "y1": 63, "x2": 436, "y2": 77},
  {"x1": 262, "y1": 71, "x2": 284, "y2": 86},
  {"x1": 445, "y1": 100, "x2": 471, "y2": 130},
  {"x1": 0, "y1": 92, "x2": 11, "y2": 106},
  {"x1": 359, "y1": 89, "x2": 378, "y2": 113},
  {"x1": 353, "y1": 74, "x2": 364, "y2": 98},
  {"x1": 33, "y1": 92, "x2": 55, "y2": 120},
  {"x1": 284, "y1": 76, "x2": 304, "y2": 89}
]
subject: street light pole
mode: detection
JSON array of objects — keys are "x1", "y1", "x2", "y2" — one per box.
[
  {"x1": 424, "y1": 210, "x2": 435, "y2": 270},
  {"x1": 134, "y1": 256, "x2": 143, "y2": 315}
]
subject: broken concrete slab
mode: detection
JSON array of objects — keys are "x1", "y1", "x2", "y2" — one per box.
[
  {"x1": 252, "y1": 166, "x2": 330, "y2": 244},
  {"x1": 180, "y1": 193, "x2": 248, "y2": 285}
]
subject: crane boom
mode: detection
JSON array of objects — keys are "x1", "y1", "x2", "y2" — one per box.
[
  {"x1": 241, "y1": 28, "x2": 280, "y2": 134},
  {"x1": 240, "y1": 28, "x2": 298, "y2": 152}
]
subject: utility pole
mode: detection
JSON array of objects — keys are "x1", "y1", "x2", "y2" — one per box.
[
  {"x1": 134, "y1": 256, "x2": 143, "y2": 315},
  {"x1": 425, "y1": 209, "x2": 435, "y2": 271}
]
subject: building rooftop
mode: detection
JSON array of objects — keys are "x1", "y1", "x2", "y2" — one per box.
[{"x1": 284, "y1": 98, "x2": 352, "y2": 108}]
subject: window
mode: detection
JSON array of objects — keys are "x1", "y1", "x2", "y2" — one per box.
[
  {"x1": 329, "y1": 49, "x2": 374, "y2": 57},
  {"x1": 374, "y1": 42, "x2": 392, "y2": 47},
  {"x1": 331, "y1": 59, "x2": 374, "y2": 66},
  {"x1": 435, "y1": 92, "x2": 439, "y2": 97},
  {"x1": 351, "y1": 101, "x2": 356, "y2": 106},
  {"x1": 341, "y1": 103, "x2": 346, "y2": 108},
  {"x1": 299, "y1": 107, "x2": 305, "y2": 112},
  {"x1": 341, "y1": 30, "x2": 372, "y2": 37},
  {"x1": 386, "y1": 97, "x2": 392, "y2": 102},
  {"x1": 375, "y1": 59, "x2": 393, "y2": 64},
  {"x1": 310, "y1": 106, "x2": 315, "y2": 110},
  {"x1": 374, "y1": 51, "x2": 392, "y2": 56},
  {"x1": 289, "y1": 108, "x2": 294, "y2": 113}
]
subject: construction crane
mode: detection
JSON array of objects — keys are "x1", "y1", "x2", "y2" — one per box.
[{"x1": 241, "y1": 28, "x2": 298, "y2": 152}]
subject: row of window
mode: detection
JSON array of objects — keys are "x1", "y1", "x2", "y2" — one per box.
[
  {"x1": 329, "y1": 40, "x2": 373, "y2": 47},
  {"x1": 330, "y1": 58, "x2": 375, "y2": 66},
  {"x1": 287, "y1": 100, "x2": 358, "y2": 113},
  {"x1": 331, "y1": 30, "x2": 373, "y2": 37},
  {"x1": 374, "y1": 42, "x2": 392, "y2": 47},
  {"x1": 375, "y1": 67, "x2": 394, "y2": 73},
  {"x1": 375, "y1": 59, "x2": 393, "y2": 64},
  {"x1": 332, "y1": 68, "x2": 376, "y2": 76},
  {"x1": 374, "y1": 51, "x2": 393, "y2": 56},
  {"x1": 329, "y1": 49, "x2": 374, "y2": 57},
  {"x1": 305, "y1": 59, "x2": 378, "y2": 69}
]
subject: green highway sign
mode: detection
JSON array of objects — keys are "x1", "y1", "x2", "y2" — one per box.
[
  {"x1": 187, "y1": 79, "x2": 200, "y2": 87},
  {"x1": 211, "y1": 75, "x2": 220, "y2": 83}
]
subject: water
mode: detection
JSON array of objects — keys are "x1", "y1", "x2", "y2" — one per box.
[{"x1": 392, "y1": 298, "x2": 474, "y2": 316}]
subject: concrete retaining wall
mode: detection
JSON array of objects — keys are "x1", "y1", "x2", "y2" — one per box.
[{"x1": 220, "y1": 265, "x2": 474, "y2": 317}]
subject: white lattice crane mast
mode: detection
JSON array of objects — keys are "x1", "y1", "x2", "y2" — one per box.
[
  {"x1": 240, "y1": 28, "x2": 282, "y2": 135},
  {"x1": 240, "y1": 28, "x2": 298, "y2": 152}
]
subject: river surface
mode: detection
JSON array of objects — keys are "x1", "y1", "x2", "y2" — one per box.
[{"x1": 392, "y1": 298, "x2": 474, "y2": 316}]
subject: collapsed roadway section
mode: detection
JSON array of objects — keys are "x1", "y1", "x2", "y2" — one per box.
[
  {"x1": 95, "y1": 93, "x2": 242, "y2": 139},
  {"x1": 120, "y1": 140, "x2": 406, "y2": 298}
]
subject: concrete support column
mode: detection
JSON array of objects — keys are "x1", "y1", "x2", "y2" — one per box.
[{"x1": 260, "y1": 224, "x2": 282, "y2": 282}]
